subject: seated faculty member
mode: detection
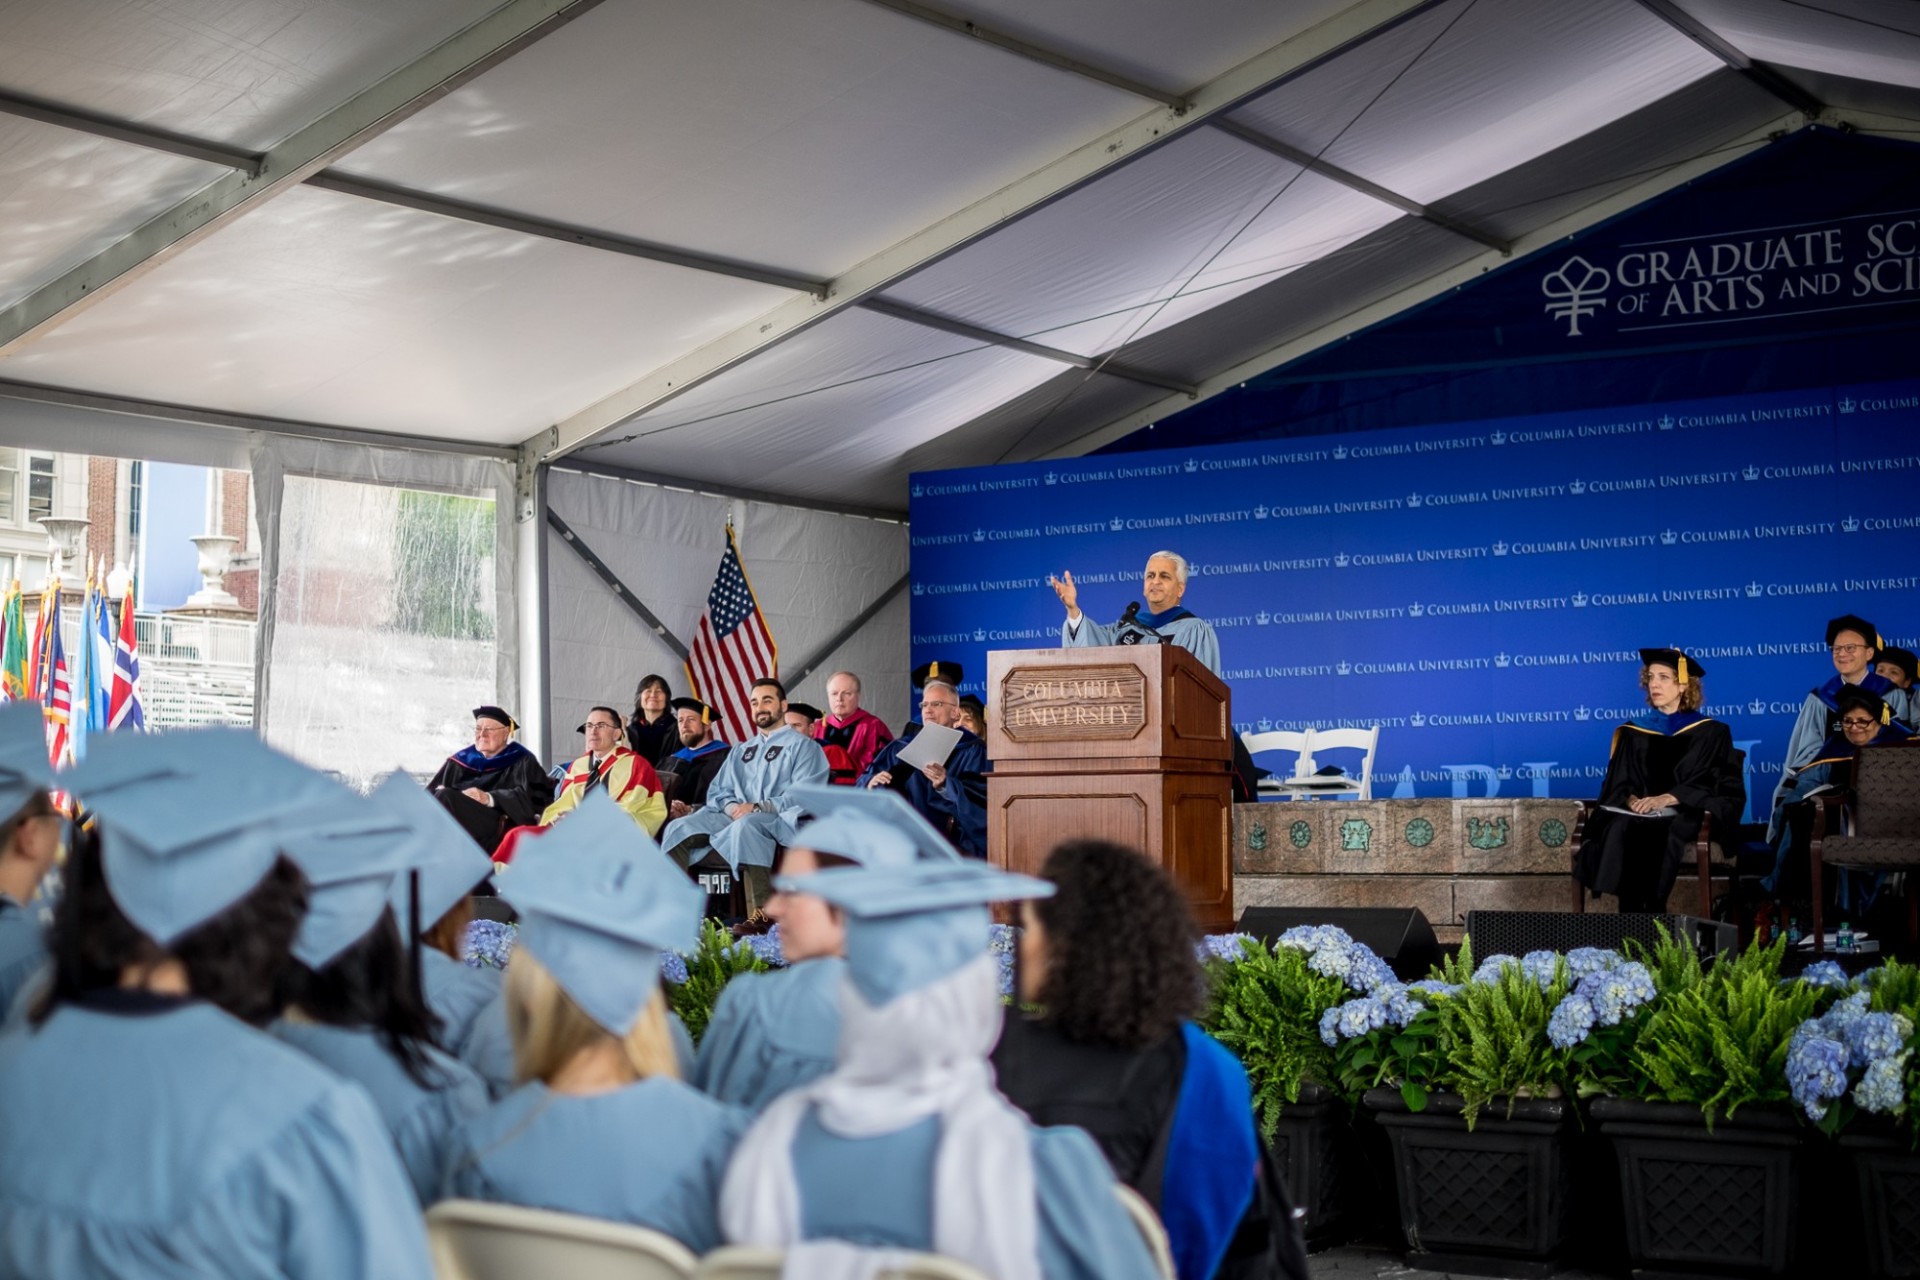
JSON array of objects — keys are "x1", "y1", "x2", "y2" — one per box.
[
  {"x1": 1765, "y1": 684, "x2": 1912, "y2": 908},
  {"x1": 627, "y1": 673, "x2": 680, "y2": 765},
  {"x1": 1877, "y1": 645, "x2": 1917, "y2": 696},
  {"x1": 442, "y1": 791, "x2": 746, "y2": 1252},
  {"x1": 1051, "y1": 549, "x2": 1221, "y2": 677},
  {"x1": 0, "y1": 702, "x2": 59, "y2": 1018},
  {"x1": 659, "y1": 678, "x2": 831, "y2": 913},
  {"x1": 1768, "y1": 614, "x2": 1913, "y2": 844},
  {"x1": 718, "y1": 852, "x2": 1162, "y2": 1280},
  {"x1": 427, "y1": 706, "x2": 554, "y2": 856},
  {"x1": 693, "y1": 785, "x2": 959, "y2": 1112},
  {"x1": 495, "y1": 706, "x2": 666, "y2": 863},
  {"x1": 660, "y1": 696, "x2": 731, "y2": 817},
  {"x1": 860, "y1": 662, "x2": 988, "y2": 858},
  {"x1": 1575, "y1": 649, "x2": 1743, "y2": 913},
  {"x1": 0, "y1": 728, "x2": 432, "y2": 1279},
  {"x1": 812, "y1": 670, "x2": 894, "y2": 776}
]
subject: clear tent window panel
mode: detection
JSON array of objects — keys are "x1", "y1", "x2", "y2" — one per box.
[{"x1": 265, "y1": 474, "x2": 497, "y2": 787}]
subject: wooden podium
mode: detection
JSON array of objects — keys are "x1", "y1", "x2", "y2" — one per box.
[{"x1": 984, "y1": 645, "x2": 1234, "y2": 932}]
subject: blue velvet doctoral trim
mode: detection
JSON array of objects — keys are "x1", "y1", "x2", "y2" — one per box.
[
  {"x1": 1813, "y1": 671, "x2": 1899, "y2": 710},
  {"x1": 670, "y1": 741, "x2": 731, "y2": 763},
  {"x1": 1610, "y1": 709, "x2": 1712, "y2": 754},
  {"x1": 1139, "y1": 606, "x2": 1195, "y2": 630},
  {"x1": 1160, "y1": 1024, "x2": 1257, "y2": 1280},
  {"x1": 448, "y1": 741, "x2": 537, "y2": 773},
  {"x1": 1809, "y1": 721, "x2": 1913, "y2": 768}
]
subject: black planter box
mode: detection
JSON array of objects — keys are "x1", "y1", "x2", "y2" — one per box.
[
  {"x1": 1839, "y1": 1121, "x2": 1920, "y2": 1280},
  {"x1": 1271, "y1": 1081, "x2": 1349, "y2": 1245},
  {"x1": 1591, "y1": 1098, "x2": 1803, "y2": 1278},
  {"x1": 1365, "y1": 1088, "x2": 1574, "y2": 1276}
]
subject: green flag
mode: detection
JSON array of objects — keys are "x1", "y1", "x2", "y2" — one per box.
[{"x1": 0, "y1": 582, "x2": 26, "y2": 701}]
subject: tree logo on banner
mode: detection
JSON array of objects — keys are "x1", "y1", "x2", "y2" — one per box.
[{"x1": 1542, "y1": 255, "x2": 1611, "y2": 336}]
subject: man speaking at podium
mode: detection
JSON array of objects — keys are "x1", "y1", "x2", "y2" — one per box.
[{"x1": 1050, "y1": 551, "x2": 1221, "y2": 678}]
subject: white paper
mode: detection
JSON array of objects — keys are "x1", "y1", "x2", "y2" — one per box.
[
  {"x1": 1601, "y1": 805, "x2": 1678, "y2": 818},
  {"x1": 895, "y1": 722, "x2": 962, "y2": 772}
]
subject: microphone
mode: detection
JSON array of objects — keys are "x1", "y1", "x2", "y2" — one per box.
[
  {"x1": 1117, "y1": 600, "x2": 1163, "y2": 646},
  {"x1": 1120, "y1": 601, "x2": 1141, "y2": 626}
]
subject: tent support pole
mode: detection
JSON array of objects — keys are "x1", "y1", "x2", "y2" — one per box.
[
  {"x1": 545, "y1": 509, "x2": 693, "y2": 661},
  {"x1": 785, "y1": 575, "x2": 910, "y2": 688}
]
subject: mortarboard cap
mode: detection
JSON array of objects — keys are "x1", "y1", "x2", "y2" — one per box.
[
  {"x1": 500, "y1": 790, "x2": 703, "y2": 1035},
  {"x1": 0, "y1": 701, "x2": 56, "y2": 818},
  {"x1": 786, "y1": 784, "x2": 961, "y2": 872},
  {"x1": 1826, "y1": 615, "x2": 1881, "y2": 650},
  {"x1": 775, "y1": 859, "x2": 1051, "y2": 1006},
  {"x1": 912, "y1": 660, "x2": 963, "y2": 690},
  {"x1": 1836, "y1": 684, "x2": 1892, "y2": 726},
  {"x1": 1878, "y1": 646, "x2": 1918, "y2": 684},
  {"x1": 786, "y1": 702, "x2": 823, "y2": 723},
  {"x1": 669, "y1": 697, "x2": 715, "y2": 725},
  {"x1": 1638, "y1": 648, "x2": 1705, "y2": 684},
  {"x1": 63, "y1": 728, "x2": 359, "y2": 948},
  {"x1": 472, "y1": 705, "x2": 518, "y2": 731},
  {"x1": 364, "y1": 772, "x2": 494, "y2": 929},
  {"x1": 284, "y1": 807, "x2": 416, "y2": 969},
  {"x1": 959, "y1": 694, "x2": 985, "y2": 716}
]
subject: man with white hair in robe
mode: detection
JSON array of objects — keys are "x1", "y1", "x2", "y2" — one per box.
[{"x1": 1049, "y1": 550, "x2": 1221, "y2": 677}]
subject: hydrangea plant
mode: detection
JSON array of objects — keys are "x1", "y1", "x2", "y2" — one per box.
[
  {"x1": 1787, "y1": 959, "x2": 1920, "y2": 1136},
  {"x1": 461, "y1": 918, "x2": 517, "y2": 970}
]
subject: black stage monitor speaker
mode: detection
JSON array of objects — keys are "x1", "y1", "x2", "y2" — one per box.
[
  {"x1": 1237, "y1": 907, "x2": 1440, "y2": 981},
  {"x1": 1462, "y1": 910, "x2": 1737, "y2": 960}
]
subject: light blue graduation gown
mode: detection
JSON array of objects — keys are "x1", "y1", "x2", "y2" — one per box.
[
  {"x1": 422, "y1": 947, "x2": 516, "y2": 1095},
  {"x1": 1063, "y1": 610, "x2": 1221, "y2": 678},
  {"x1": 1768, "y1": 679, "x2": 1913, "y2": 841},
  {"x1": 659, "y1": 727, "x2": 832, "y2": 872},
  {"x1": 0, "y1": 994, "x2": 432, "y2": 1278},
  {"x1": 693, "y1": 958, "x2": 843, "y2": 1111},
  {"x1": 272, "y1": 1020, "x2": 490, "y2": 1204},
  {"x1": 788, "y1": 1108, "x2": 1161, "y2": 1280},
  {"x1": 0, "y1": 893, "x2": 45, "y2": 1020},
  {"x1": 444, "y1": 1077, "x2": 748, "y2": 1252}
]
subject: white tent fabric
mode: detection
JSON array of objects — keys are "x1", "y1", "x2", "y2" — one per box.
[{"x1": 545, "y1": 468, "x2": 910, "y2": 751}]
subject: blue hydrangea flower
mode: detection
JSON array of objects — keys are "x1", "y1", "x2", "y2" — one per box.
[
  {"x1": 1786, "y1": 1032, "x2": 1852, "y2": 1121},
  {"x1": 988, "y1": 923, "x2": 1020, "y2": 998},
  {"x1": 462, "y1": 919, "x2": 517, "y2": 970},
  {"x1": 1278, "y1": 924, "x2": 1351, "y2": 953},
  {"x1": 1197, "y1": 933, "x2": 1259, "y2": 964},
  {"x1": 1576, "y1": 961, "x2": 1656, "y2": 1027},
  {"x1": 1470, "y1": 954, "x2": 1519, "y2": 985},
  {"x1": 1548, "y1": 993, "x2": 1597, "y2": 1048},
  {"x1": 1855, "y1": 1051, "x2": 1911, "y2": 1114},
  {"x1": 1843, "y1": 1011, "x2": 1914, "y2": 1068},
  {"x1": 1565, "y1": 947, "x2": 1622, "y2": 980},
  {"x1": 1373, "y1": 983, "x2": 1425, "y2": 1029},
  {"x1": 1334, "y1": 996, "x2": 1388, "y2": 1040},
  {"x1": 1800, "y1": 960, "x2": 1852, "y2": 990},
  {"x1": 734, "y1": 932, "x2": 786, "y2": 968},
  {"x1": 1318, "y1": 1005, "x2": 1343, "y2": 1048},
  {"x1": 1520, "y1": 950, "x2": 1564, "y2": 991},
  {"x1": 660, "y1": 951, "x2": 689, "y2": 985},
  {"x1": 1346, "y1": 947, "x2": 1397, "y2": 995}
]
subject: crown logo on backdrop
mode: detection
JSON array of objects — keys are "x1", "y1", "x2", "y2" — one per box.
[
  {"x1": 1743, "y1": 464, "x2": 1761, "y2": 481},
  {"x1": 911, "y1": 582, "x2": 926, "y2": 595},
  {"x1": 1334, "y1": 552, "x2": 1351, "y2": 567},
  {"x1": 1494, "y1": 653, "x2": 1511, "y2": 668},
  {"x1": 1184, "y1": 458, "x2": 1199, "y2": 473},
  {"x1": 1659, "y1": 415, "x2": 1674, "y2": 430},
  {"x1": 973, "y1": 628, "x2": 986, "y2": 643},
  {"x1": 1842, "y1": 516, "x2": 1860, "y2": 533},
  {"x1": 1573, "y1": 705, "x2": 1591, "y2": 721},
  {"x1": 1408, "y1": 602, "x2": 1425, "y2": 618},
  {"x1": 1750, "y1": 698, "x2": 1768, "y2": 715},
  {"x1": 1406, "y1": 492, "x2": 1423, "y2": 508},
  {"x1": 1569, "y1": 479, "x2": 1587, "y2": 495},
  {"x1": 1408, "y1": 712, "x2": 1427, "y2": 727},
  {"x1": 1333, "y1": 445, "x2": 1349, "y2": 460},
  {"x1": 911, "y1": 483, "x2": 925, "y2": 498},
  {"x1": 1660, "y1": 529, "x2": 1678, "y2": 545},
  {"x1": 1253, "y1": 504, "x2": 1270, "y2": 519},
  {"x1": 1489, "y1": 430, "x2": 1508, "y2": 445},
  {"x1": 1256, "y1": 717, "x2": 1274, "y2": 732},
  {"x1": 1044, "y1": 471, "x2": 1057, "y2": 485},
  {"x1": 1839, "y1": 398, "x2": 1856, "y2": 414},
  {"x1": 1746, "y1": 581, "x2": 1764, "y2": 598},
  {"x1": 1492, "y1": 541, "x2": 1509, "y2": 556},
  {"x1": 1109, "y1": 517, "x2": 1125, "y2": 533},
  {"x1": 1255, "y1": 610, "x2": 1271, "y2": 625},
  {"x1": 1571, "y1": 592, "x2": 1588, "y2": 607},
  {"x1": 973, "y1": 528, "x2": 987, "y2": 543},
  {"x1": 1336, "y1": 661, "x2": 1352, "y2": 675}
]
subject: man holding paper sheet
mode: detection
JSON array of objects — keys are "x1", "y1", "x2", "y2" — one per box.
[{"x1": 859, "y1": 662, "x2": 988, "y2": 857}]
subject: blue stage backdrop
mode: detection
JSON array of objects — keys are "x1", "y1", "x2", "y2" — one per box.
[{"x1": 908, "y1": 380, "x2": 1920, "y2": 810}]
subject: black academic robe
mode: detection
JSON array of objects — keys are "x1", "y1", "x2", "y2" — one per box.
[
  {"x1": 427, "y1": 742, "x2": 555, "y2": 853},
  {"x1": 657, "y1": 741, "x2": 729, "y2": 808},
  {"x1": 1575, "y1": 711, "x2": 1743, "y2": 912},
  {"x1": 626, "y1": 714, "x2": 678, "y2": 767}
]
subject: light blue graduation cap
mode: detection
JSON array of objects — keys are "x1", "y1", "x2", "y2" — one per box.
[
  {"x1": 0, "y1": 701, "x2": 55, "y2": 817},
  {"x1": 776, "y1": 860, "x2": 1053, "y2": 1007},
  {"x1": 363, "y1": 771, "x2": 494, "y2": 929},
  {"x1": 283, "y1": 804, "x2": 417, "y2": 969},
  {"x1": 785, "y1": 784, "x2": 961, "y2": 871},
  {"x1": 500, "y1": 790, "x2": 703, "y2": 1035},
  {"x1": 63, "y1": 727, "x2": 358, "y2": 948}
]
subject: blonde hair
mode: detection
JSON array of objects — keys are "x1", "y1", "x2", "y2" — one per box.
[{"x1": 504, "y1": 950, "x2": 680, "y2": 1086}]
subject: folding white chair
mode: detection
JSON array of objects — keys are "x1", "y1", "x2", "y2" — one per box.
[
  {"x1": 1242, "y1": 729, "x2": 1314, "y2": 800},
  {"x1": 1115, "y1": 1184, "x2": 1178, "y2": 1280},
  {"x1": 426, "y1": 1200, "x2": 697, "y2": 1280},
  {"x1": 1302, "y1": 725, "x2": 1380, "y2": 801},
  {"x1": 694, "y1": 1246, "x2": 989, "y2": 1279}
]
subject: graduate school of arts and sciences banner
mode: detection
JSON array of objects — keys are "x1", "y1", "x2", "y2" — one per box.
[{"x1": 907, "y1": 380, "x2": 1920, "y2": 811}]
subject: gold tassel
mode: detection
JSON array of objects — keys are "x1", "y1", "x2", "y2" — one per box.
[
  {"x1": 1676, "y1": 653, "x2": 1689, "y2": 686},
  {"x1": 1884, "y1": 703, "x2": 1892, "y2": 726}
]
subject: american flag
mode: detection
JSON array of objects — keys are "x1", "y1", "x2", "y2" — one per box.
[{"x1": 685, "y1": 526, "x2": 776, "y2": 743}]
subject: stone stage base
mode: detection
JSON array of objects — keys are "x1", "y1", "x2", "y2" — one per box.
[{"x1": 1231, "y1": 797, "x2": 1677, "y2": 943}]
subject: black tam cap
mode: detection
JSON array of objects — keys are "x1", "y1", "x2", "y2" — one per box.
[
  {"x1": 912, "y1": 660, "x2": 963, "y2": 689},
  {"x1": 1836, "y1": 684, "x2": 1892, "y2": 725},
  {"x1": 1638, "y1": 648, "x2": 1704, "y2": 683},
  {"x1": 787, "y1": 702, "x2": 823, "y2": 722},
  {"x1": 1826, "y1": 614, "x2": 1882, "y2": 649},
  {"x1": 1878, "y1": 646, "x2": 1917, "y2": 683},
  {"x1": 472, "y1": 705, "x2": 517, "y2": 731},
  {"x1": 669, "y1": 697, "x2": 715, "y2": 725},
  {"x1": 959, "y1": 694, "x2": 985, "y2": 715}
]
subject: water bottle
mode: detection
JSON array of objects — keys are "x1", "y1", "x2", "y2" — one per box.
[
  {"x1": 1786, "y1": 917, "x2": 1802, "y2": 947},
  {"x1": 1838, "y1": 921, "x2": 1855, "y2": 954}
]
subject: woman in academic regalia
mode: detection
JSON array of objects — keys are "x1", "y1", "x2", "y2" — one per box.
[
  {"x1": 0, "y1": 728, "x2": 432, "y2": 1279},
  {"x1": 994, "y1": 839, "x2": 1262, "y2": 1280},
  {"x1": 627, "y1": 674, "x2": 679, "y2": 766},
  {"x1": 1768, "y1": 614, "x2": 1913, "y2": 846},
  {"x1": 1575, "y1": 648, "x2": 1744, "y2": 913},
  {"x1": 1763, "y1": 684, "x2": 1912, "y2": 908},
  {"x1": 719, "y1": 845, "x2": 1163, "y2": 1280},
  {"x1": 694, "y1": 786, "x2": 953, "y2": 1111},
  {"x1": 0, "y1": 703, "x2": 59, "y2": 1019},
  {"x1": 441, "y1": 791, "x2": 746, "y2": 1250},
  {"x1": 271, "y1": 789, "x2": 489, "y2": 1203}
]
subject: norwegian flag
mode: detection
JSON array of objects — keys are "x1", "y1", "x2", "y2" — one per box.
[
  {"x1": 108, "y1": 581, "x2": 144, "y2": 731},
  {"x1": 684, "y1": 526, "x2": 777, "y2": 743}
]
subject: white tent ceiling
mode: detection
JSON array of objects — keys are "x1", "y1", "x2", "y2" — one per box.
[{"x1": 2, "y1": 0, "x2": 1917, "y2": 512}]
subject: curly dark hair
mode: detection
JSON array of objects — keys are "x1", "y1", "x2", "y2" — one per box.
[
  {"x1": 1031, "y1": 838, "x2": 1199, "y2": 1049},
  {"x1": 274, "y1": 908, "x2": 449, "y2": 1088},
  {"x1": 39, "y1": 824, "x2": 309, "y2": 1028}
]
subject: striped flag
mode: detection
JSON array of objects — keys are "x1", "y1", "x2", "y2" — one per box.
[
  {"x1": 43, "y1": 597, "x2": 72, "y2": 767},
  {"x1": 108, "y1": 579, "x2": 144, "y2": 731},
  {"x1": 684, "y1": 525, "x2": 777, "y2": 744}
]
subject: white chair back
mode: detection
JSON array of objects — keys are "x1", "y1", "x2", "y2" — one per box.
[
  {"x1": 1242, "y1": 729, "x2": 1314, "y2": 796},
  {"x1": 427, "y1": 1200, "x2": 697, "y2": 1280},
  {"x1": 693, "y1": 1247, "x2": 990, "y2": 1279},
  {"x1": 1307, "y1": 725, "x2": 1380, "y2": 800},
  {"x1": 1114, "y1": 1184, "x2": 1178, "y2": 1280}
]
